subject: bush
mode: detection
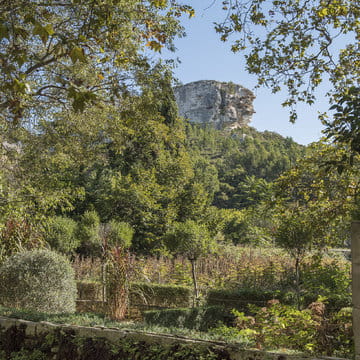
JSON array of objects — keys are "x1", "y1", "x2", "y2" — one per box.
[
  {"x1": 206, "y1": 288, "x2": 295, "y2": 312},
  {"x1": 302, "y1": 293, "x2": 351, "y2": 314},
  {"x1": 45, "y1": 216, "x2": 79, "y2": 254},
  {"x1": 325, "y1": 307, "x2": 353, "y2": 357},
  {"x1": 75, "y1": 211, "x2": 101, "y2": 257},
  {"x1": 301, "y1": 257, "x2": 351, "y2": 312},
  {"x1": 0, "y1": 249, "x2": 77, "y2": 313},
  {"x1": 144, "y1": 306, "x2": 235, "y2": 331},
  {"x1": 105, "y1": 220, "x2": 133, "y2": 249},
  {"x1": 130, "y1": 282, "x2": 192, "y2": 308}
]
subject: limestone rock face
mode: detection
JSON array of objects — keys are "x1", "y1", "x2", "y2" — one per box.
[{"x1": 174, "y1": 80, "x2": 255, "y2": 129}]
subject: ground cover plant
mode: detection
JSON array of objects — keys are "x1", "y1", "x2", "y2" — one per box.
[{"x1": 210, "y1": 300, "x2": 353, "y2": 358}]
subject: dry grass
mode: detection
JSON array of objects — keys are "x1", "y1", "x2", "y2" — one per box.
[{"x1": 73, "y1": 246, "x2": 295, "y2": 292}]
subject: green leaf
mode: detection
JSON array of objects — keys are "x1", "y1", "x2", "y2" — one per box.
[
  {"x1": 0, "y1": 23, "x2": 9, "y2": 39},
  {"x1": 33, "y1": 23, "x2": 49, "y2": 44},
  {"x1": 43, "y1": 24, "x2": 55, "y2": 36},
  {"x1": 151, "y1": 0, "x2": 167, "y2": 8},
  {"x1": 146, "y1": 40, "x2": 163, "y2": 52},
  {"x1": 69, "y1": 47, "x2": 86, "y2": 63}
]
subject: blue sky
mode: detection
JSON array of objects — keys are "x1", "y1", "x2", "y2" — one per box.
[{"x1": 163, "y1": 0, "x2": 330, "y2": 145}]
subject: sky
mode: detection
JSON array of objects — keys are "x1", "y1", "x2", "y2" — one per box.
[{"x1": 162, "y1": 0, "x2": 330, "y2": 145}]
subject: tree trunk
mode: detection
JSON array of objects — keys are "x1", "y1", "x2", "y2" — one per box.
[
  {"x1": 101, "y1": 262, "x2": 106, "y2": 302},
  {"x1": 190, "y1": 259, "x2": 198, "y2": 307},
  {"x1": 351, "y1": 221, "x2": 360, "y2": 360},
  {"x1": 295, "y1": 256, "x2": 301, "y2": 310}
]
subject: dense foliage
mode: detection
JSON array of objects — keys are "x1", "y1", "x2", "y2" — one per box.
[
  {"x1": 216, "y1": 0, "x2": 359, "y2": 123},
  {"x1": 211, "y1": 302, "x2": 353, "y2": 357},
  {"x1": 0, "y1": 249, "x2": 77, "y2": 313},
  {"x1": 185, "y1": 125, "x2": 304, "y2": 209},
  {"x1": 0, "y1": 323, "x2": 230, "y2": 360},
  {"x1": 0, "y1": 1, "x2": 356, "y2": 356},
  {"x1": 0, "y1": 0, "x2": 193, "y2": 124},
  {"x1": 0, "y1": 0, "x2": 195, "y2": 255}
]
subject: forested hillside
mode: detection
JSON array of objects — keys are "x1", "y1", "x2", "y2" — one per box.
[{"x1": 185, "y1": 125, "x2": 305, "y2": 209}]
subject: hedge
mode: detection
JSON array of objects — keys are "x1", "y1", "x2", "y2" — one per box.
[
  {"x1": 129, "y1": 282, "x2": 192, "y2": 308},
  {"x1": 76, "y1": 281, "x2": 192, "y2": 309},
  {"x1": 0, "y1": 249, "x2": 77, "y2": 314},
  {"x1": 144, "y1": 306, "x2": 235, "y2": 331},
  {"x1": 206, "y1": 288, "x2": 295, "y2": 312}
]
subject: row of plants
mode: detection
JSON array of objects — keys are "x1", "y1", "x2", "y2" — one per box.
[{"x1": 74, "y1": 246, "x2": 351, "y2": 311}]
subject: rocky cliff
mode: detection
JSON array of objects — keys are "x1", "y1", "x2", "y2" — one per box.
[{"x1": 174, "y1": 80, "x2": 255, "y2": 130}]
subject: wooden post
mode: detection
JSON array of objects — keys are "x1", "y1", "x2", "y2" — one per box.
[{"x1": 351, "y1": 221, "x2": 360, "y2": 360}]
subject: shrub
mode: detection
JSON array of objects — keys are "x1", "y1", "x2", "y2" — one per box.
[
  {"x1": 301, "y1": 257, "x2": 351, "y2": 312},
  {"x1": 206, "y1": 288, "x2": 295, "y2": 312},
  {"x1": 75, "y1": 211, "x2": 101, "y2": 257},
  {"x1": 130, "y1": 282, "x2": 192, "y2": 308},
  {"x1": 45, "y1": 216, "x2": 79, "y2": 254},
  {"x1": 210, "y1": 302, "x2": 353, "y2": 357},
  {"x1": 0, "y1": 249, "x2": 77, "y2": 313},
  {"x1": 105, "y1": 220, "x2": 133, "y2": 249},
  {"x1": 325, "y1": 307, "x2": 353, "y2": 357},
  {"x1": 244, "y1": 302, "x2": 318, "y2": 352},
  {"x1": 211, "y1": 303, "x2": 318, "y2": 352},
  {"x1": 144, "y1": 306, "x2": 235, "y2": 331},
  {"x1": 302, "y1": 293, "x2": 351, "y2": 314}
]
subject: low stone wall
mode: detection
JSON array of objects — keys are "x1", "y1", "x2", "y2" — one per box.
[{"x1": 0, "y1": 316, "x2": 348, "y2": 360}]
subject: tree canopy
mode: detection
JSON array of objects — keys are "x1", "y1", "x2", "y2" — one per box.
[
  {"x1": 0, "y1": 0, "x2": 193, "y2": 129},
  {"x1": 216, "y1": 0, "x2": 359, "y2": 122},
  {"x1": 0, "y1": 1, "x2": 199, "y2": 259}
]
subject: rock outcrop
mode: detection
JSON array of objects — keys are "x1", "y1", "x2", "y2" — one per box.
[{"x1": 174, "y1": 80, "x2": 255, "y2": 130}]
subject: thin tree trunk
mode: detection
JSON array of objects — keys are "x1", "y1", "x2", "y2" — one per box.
[
  {"x1": 190, "y1": 259, "x2": 198, "y2": 307},
  {"x1": 351, "y1": 221, "x2": 360, "y2": 360},
  {"x1": 101, "y1": 262, "x2": 106, "y2": 302},
  {"x1": 295, "y1": 256, "x2": 301, "y2": 310}
]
